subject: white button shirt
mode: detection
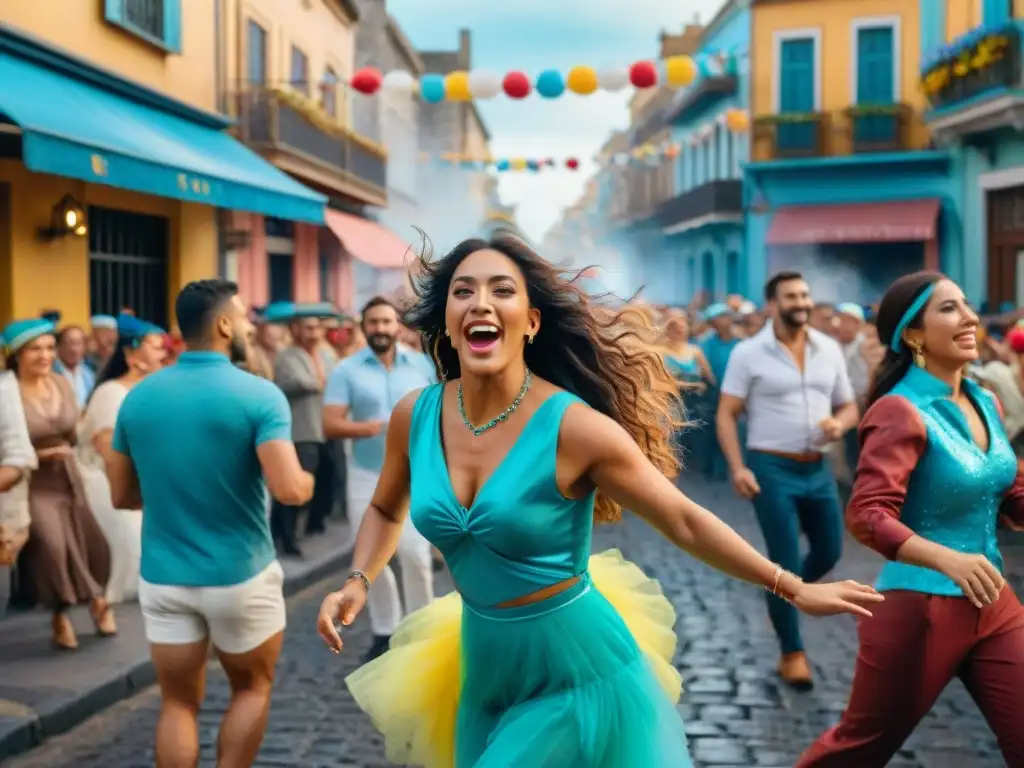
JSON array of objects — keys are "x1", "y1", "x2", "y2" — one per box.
[{"x1": 721, "y1": 323, "x2": 855, "y2": 454}]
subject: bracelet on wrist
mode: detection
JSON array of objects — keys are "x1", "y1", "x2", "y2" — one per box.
[
  {"x1": 764, "y1": 565, "x2": 801, "y2": 603},
  {"x1": 345, "y1": 569, "x2": 371, "y2": 592}
]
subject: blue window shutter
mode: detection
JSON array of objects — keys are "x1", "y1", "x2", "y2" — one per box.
[
  {"x1": 920, "y1": 0, "x2": 946, "y2": 58},
  {"x1": 983, "y1": 0, "x2": 1010, "y2": 26},
  {"x1": 163, "y1": 0, "x2": 182, "y2": 53},
  {"x1": 857, "y1": 27, "x2": 894, "y2": 104},
  {"x1": 779, "y1": 39, "x2": 814, "y2": 112},
  {"x1": 104, "y1": 0, "x2": 124, "y2": 23}
]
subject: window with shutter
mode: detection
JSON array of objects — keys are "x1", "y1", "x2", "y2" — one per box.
[
  {"x1": 855, "y1": 25, "x2": 896, "y2": 145},
  {"x1": 103, "y1": 0, "x2": 181, "y2": 53},
  {"x1": 777, "y1": 37, "x2": 816, "y2": 152}
]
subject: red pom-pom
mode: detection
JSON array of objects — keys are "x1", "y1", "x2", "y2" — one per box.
[
  {"x1": 565, "y1": 158, "x2": 580, "y2": 170},
  {"x1": 629, "y1": 61, "x2": 658, "y2": 89},
  {"x1": 502, "y1": 71, "x2": 531, "y2": 99},
  {"x1": 1007, "y1": 327, "x2": 1024, "y2": 354},
  {"x1": 350, "y1": 67, "x2": 383, "y2": 95}
]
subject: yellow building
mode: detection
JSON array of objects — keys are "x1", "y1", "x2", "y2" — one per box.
[
  {"x1": 216, "y1": 0, "x2": 405, "y2": 312},
  {"x1": 744, "y1": 0, "x2": 954, "y2": 301},
  {"x1": 0, "y1": 2, "x2": 324, "y2": 329}
]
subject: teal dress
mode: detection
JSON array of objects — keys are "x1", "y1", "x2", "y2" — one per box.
[{"x1": 347, "y1": 383, "x2": 691, "y2": 767}]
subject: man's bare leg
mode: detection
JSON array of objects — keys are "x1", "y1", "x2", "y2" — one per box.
[
  {"x1": 151, "y1": 640, "x2": 209, "y2": 768},
  {"x1": 214, "y1": 631, "x2": 284, "y2": 768}
]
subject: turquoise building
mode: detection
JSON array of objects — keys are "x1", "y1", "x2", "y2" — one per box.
[
  {"x1": 658, "y1": 0, "x2": 751, "y2": 301},
  {"x1": 922, "y1": 5, "x2": 1024, "y2": 310},
  {"x1": 743, "y1": 2, "x2": 961, "y2": 306}
]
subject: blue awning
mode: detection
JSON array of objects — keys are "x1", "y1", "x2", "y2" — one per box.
[{"x1": 0, "y1": 30, "x2": 326, "y2": 224}]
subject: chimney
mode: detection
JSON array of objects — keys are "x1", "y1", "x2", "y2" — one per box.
[{"x1": 458, "y1": 28, "x2": 471, "y2": 69}]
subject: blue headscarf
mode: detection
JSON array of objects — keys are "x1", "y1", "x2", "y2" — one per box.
[
  {"x1": 262, "y1": 302, "x2": 297, "y2": 324},
  {"x1": 294, "y1": 302, "x2": 341, "y2": 320},
  {"x1": 117, "y1": 313, "x2": 165, "y2": 347},
  {"x1": 2, "y1": 318, "x2": 56, "y2": 355}
]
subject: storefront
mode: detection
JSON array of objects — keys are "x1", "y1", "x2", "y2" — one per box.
[
  {"x1": 0, "y1": 25, "x2": 325, "y2": 327},
  {"x1": 744, "y1": 152, "x2": 960, "y2": 304}
]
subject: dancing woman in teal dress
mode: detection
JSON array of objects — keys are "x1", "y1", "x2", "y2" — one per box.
[{"x1": 317, "y1": 237, "x2": 884, "y2": 767}]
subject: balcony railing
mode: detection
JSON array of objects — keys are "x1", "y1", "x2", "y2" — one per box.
[
  {"x1": 843, "y1": 103, "x2": 912, "y2": 154},
  {"x1": 234, "y1": 86, "x2": 386, "y2": 199},
  {"x1": 656, "y1": 180, "x2": 741, "y2": 230},
  {"x1": 753, "y1": 112, "x2": 831, "y2": 159},
  {"x1": 921, "y1": 25, "x2": 1022, "y2": 110},
  {"x1": 754, "y1": 105, "x2": 920, "y2": 160}
]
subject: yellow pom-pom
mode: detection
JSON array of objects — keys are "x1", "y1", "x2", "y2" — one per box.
[{"x1": 566, "y1": 65, "x2": 599, "y2": 95}]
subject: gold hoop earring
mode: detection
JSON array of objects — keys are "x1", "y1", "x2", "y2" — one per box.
[
  {"x1": 907, "y1": 340, "x2": 926, "y2": 369},
  {"x1": 432, "y1": 333, "x2": 448, "y2": 381}
]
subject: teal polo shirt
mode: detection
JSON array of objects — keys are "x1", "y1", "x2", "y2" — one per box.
[
  {"x1": 324, "y1": 345, "x2": 436, "y2": 472},
  {"x1": 112, "y1": 351, "x2": 292, "y2": 587}
]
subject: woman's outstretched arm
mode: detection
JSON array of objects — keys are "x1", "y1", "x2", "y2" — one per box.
[{"x1": 562, "y1": 405, "x2": 883, "y2": 617}]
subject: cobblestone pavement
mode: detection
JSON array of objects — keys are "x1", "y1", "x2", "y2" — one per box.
[{"x1": 7, "y1": 478, "x2": 1007, "y2": 767}]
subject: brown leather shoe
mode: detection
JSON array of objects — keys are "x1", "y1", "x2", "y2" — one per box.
[
  {"x1": 52, "y1": 613, "x2": 79, "y2": 651},
  {"x1": 778, "y1": 651, "x2": 814, "y2": 690}
]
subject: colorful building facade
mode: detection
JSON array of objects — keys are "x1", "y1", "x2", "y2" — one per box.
[
  {"x1": 745, "y1": 0, "x2": 957, "y2": 305},
  {"x1": 0, "y1": 3, "x2": 322, "y2": 328},
  {"x1": 220, "y1": 0, "x2": 402, "y2": 313},
  {"x1": 662, "y1": 0, "x2": 750, "y2": 301},
  {"x1": 922, "y1": 0, "x2": 1024, "y2": 309}
]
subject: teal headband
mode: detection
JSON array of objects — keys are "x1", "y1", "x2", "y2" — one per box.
[{"x1": 889, "y1": 284, "x2": 936, "y2": 353}]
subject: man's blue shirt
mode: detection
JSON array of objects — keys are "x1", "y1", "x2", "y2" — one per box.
[
  {"x1": 324, "y1": 345, "x2": 435, "y2": 472},
  {"x1": 113, "y1": 351, "x2": 292, "y2": 587}
]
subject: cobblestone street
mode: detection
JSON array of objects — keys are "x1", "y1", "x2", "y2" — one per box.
[{"x1": 6, "y1": 478, "x2": 1009, "y2": 768}]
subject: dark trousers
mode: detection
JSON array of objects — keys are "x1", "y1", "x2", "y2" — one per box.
[
  {"x1": 306, "y1": 441, "x2": 335, "y2": 533},
  {"x1": 271, "y1": 441, "x2": 333, "y2": 551},
  {"x1": 798, "y1": 588, "x2": 1024, "y2": 766},
  {"x1": 746, "y1": 450, "x2": 844, "y2": 654}
]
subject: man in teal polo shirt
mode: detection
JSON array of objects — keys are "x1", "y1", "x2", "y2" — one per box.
[
  {"x1": 107, "y1": 279, "x2": 314, "y2": 768},
  {"x1": 323, "y1": 295, "x2": 436, "y2": 661}
]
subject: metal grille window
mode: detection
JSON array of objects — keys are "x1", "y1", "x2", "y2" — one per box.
[
  {"x1": 89, "y1": 207, "x2": 170, "y2": 328},
  {"x1": 123, "y1": 0, "x2": 164, "y2": 40}
]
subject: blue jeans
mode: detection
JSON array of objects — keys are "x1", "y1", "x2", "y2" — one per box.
[{"x1": 746, "y1": 450, "x2": 844, "y2": 654}]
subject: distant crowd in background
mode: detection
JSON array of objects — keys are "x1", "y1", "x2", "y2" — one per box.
[{"x1": 649, "y1": 291, "x2": 1024, "y2": 488}]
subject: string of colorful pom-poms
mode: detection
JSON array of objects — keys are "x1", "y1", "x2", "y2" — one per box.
[{"x1": 348, "y1": 53, "x2": 740, "y2": 101}]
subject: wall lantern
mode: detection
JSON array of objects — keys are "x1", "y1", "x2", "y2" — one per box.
[{"x1": 39, "y1": 195, "x2": 87, "y2": 240}]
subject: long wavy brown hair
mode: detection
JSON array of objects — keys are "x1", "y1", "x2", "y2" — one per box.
[{"x1": 403, "y1": 236, "x2": 684, "y2": 523}]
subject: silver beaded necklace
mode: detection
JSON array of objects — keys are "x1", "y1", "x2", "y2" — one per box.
[{"x1": 458, "y1": 368, "x2": 533, "y2": 437}]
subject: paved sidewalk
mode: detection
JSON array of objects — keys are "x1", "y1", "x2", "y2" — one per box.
[{"x1": 0, "y1": 521, "x2": 352, "y2": 761}]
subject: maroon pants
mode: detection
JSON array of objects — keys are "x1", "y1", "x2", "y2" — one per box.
[{"x1": 798, "y1": 587, "x2": 1024, "y2": 767}]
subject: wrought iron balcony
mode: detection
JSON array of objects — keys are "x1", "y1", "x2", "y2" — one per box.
[
  {"x1": 841, "y1": 103, "x2": 913, "y2": 154},
  {"x1": 921, "y1": 25, "x2": 1022, "y2": 110},
  {"x1": 234, "y1": 87, "x2": 386, "y2": 203},
  {"x1": 753, "y1": 112, "x2": 830, "y2": 160},
  {"x1": 655, "y1": 180, "x2": 741, "y2": 231}
]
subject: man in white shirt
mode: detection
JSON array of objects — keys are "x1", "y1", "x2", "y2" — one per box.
[{"x1": 716, "y1": 272, "x2": 859, "y2": 690}]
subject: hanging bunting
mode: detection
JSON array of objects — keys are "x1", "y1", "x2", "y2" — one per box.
[{"x1": 346, "y1": 51, "x2": 736, "y2": 102}]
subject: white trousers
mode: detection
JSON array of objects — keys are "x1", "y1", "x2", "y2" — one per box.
[{"x1": 348, "y1": 462, "x2": 433, "y2": 636}]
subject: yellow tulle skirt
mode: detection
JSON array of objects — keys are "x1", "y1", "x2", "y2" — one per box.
[{"x1": 346, "y1": 549, "x2": 691, "y2": 767}]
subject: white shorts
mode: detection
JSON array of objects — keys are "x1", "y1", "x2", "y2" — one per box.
[{"x1": 139, "y1": 560, "x2": 286, "y2": 654}]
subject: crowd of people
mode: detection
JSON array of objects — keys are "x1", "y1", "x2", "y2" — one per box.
[{"x1": 0, "y1": 238, "x2": 1022, "y2": 766}]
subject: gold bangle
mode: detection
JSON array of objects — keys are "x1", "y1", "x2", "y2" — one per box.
[{"x1": 768, "y1": 565, "x2": 784, "y2": 596}]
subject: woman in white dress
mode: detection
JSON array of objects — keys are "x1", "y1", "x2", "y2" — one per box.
[{"x1": 78, "y1": 315, "x2": 167, "y2": 603}]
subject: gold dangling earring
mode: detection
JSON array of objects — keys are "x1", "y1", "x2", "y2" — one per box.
[
  {"x1": 433, "y1": 332, "x2": 448, "y2": 381},
  {"x1": 527, "y1": 334, "x2": 535, "y2": 344},
  {"x1": 908, "y1": 340, "x2": 926, "y2": 369}
]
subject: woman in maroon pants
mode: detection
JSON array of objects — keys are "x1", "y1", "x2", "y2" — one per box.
[{"x1": 798, "y1": 271, "x2": 1024, "y2": 766}]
